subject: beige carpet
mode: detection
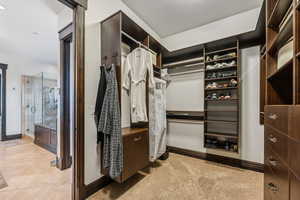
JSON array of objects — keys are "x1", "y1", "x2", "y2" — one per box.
[
  {"x1": 89, "y1": 153, "x2": 264, "y2": 200},
  {"x1": 0, "y1": 172, "x2": 7, "y2": 189}
]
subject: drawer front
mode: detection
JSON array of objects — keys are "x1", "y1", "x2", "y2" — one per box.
[
  {"x1": 290, "y1": 172, "x2": 300, "y2": 200},
  {"x1": 265, "y1": 126, "x2": 288, "y2": 164},
  {"x1": 265, "y1": 106, "x2": 288, "y2": 134},
  {"x1": 122, "y1": 131, "x2": 149, "y2": 181},
  {"x1": 264, "y1": 163, "x2": 289, "y2": 200},
  {"x1": 289, "y1": 138, "x2": 300, "y2": 178}
]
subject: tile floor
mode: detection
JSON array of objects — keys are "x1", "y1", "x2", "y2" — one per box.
[
  {"x1": 89, "y1": 153, "x2": 264, "y2": 200},
  {"x1": 0, "y1": 137, "x2": 71, "y2": 200}
]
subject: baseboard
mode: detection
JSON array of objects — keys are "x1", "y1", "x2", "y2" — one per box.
[
  {"x1": 84, "y1": 176, "x2": 112, "y2": 198},
  {"x1": 2, "y1": 134, "x2": 22, "y2": 141},
  {"x1": 167, "y1": 146, "x2": 264, "y2": 173}
]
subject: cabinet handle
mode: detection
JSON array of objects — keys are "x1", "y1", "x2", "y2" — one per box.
[
  {"x1": 268, "y1": 135, "x2": 278, "y2": 143},
  {"x1": 133, "y1": 136, "x2": 142, "y2": 142},
  {"x1": 268, "y1": 113, "x2": 278, "y2": 120},
  {"x1": 267, "y1": 183, "x2": 279, "y2": 192},
  {"x1": 268, "y1": 157, "x2": 277, "y2": 167}
]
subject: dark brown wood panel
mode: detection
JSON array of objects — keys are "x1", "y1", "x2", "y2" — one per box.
[
  {"x1": 290, "y1": 172, "x2": 300, "y2": 200},
  {"x1": 265, "y1": 106, "x2": 289, "y2": 134},
  {"x1": 289, "y1": 138, "x2": 300, "y2": 178},
  {"x1": 289, "y1": 105, "x2": 300, "y2": 141}
]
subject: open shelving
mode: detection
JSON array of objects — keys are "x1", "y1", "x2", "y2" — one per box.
[{"x1": 204, "y1": 41, "x2": 240, "y2": 154}]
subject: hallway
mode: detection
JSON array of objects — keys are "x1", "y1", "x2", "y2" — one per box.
[{"x1": 0, "y1": 137, "x2": 71, "y2": 200}]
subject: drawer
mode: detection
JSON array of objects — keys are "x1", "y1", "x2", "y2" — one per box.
[
  {"x1": 265, "y1": 126, "x2": 288, "y2": 164},
  {"x1": 289, "y1": 106, "x2": 300, "y2": 141},
  {"x1": 289, "y1": 138, "x2": 300, "y2": 178},
  {"x1": 121, "y1": 130, "x2": 149, "y2": 182},
  {"x1": 265, "y1": 106, "x2": 288, "y2": 134},
  {"x1": 264, "y1": 163, "x2": 289, "y2": 200},
  {"x1": 290, "y1": 172, "x2": 300, "y2": 200}
]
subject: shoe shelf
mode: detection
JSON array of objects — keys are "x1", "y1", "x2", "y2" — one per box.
[
  {"x1": 205, "y1": 132, "x2": 238, "y2": 139},
  {"x1": 267, "y1": 14, "x2": 293, "y2": 55},
  {"x1": 267, "y1": 0, "x2": 293, "y2": 29},
  {"x1": 205, "y1": 98, "x2": 239, "y2": 102},
  {"x1": 205, "y1": 76, "x2": 237, "y2": 81},
  {"x1": 205, "y1": 56, "x2": 237, "y2": 64},
  {"x1": 205, "y1": 87, "x2": 237, "y2": 91},
  {"x1": 205, "y1": 66, "x2": 237, "y2": 72},
  {"x1": 204, "y1": 41, "x2": 240, "y2": 154}
]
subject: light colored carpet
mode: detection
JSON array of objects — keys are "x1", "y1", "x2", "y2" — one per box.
[{"x1": 89, "y1": 153, "x2": 264, "y2": 200}]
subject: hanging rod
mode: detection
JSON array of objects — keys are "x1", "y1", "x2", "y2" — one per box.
[
  {"x1": 163, "y1": 57, "x2": 204, "y2": 68},
  {"x1": 121, "y1": 31, "x2": 157, "y2": 55},
  {"x1": 169, "y1": 69, "x2": 204, "y2": 76}
]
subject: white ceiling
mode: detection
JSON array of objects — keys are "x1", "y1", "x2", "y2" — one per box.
[
  {"x1": 122, "y1": 0, "x2": 264, "y2": 37},
  {"x1": 0, "y1": 0, "x2": 66, "y2": 66}
]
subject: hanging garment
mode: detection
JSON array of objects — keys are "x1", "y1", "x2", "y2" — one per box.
[
  {"x1": 123, "y1": 47, "x2": 155, "y2": 123},
  {"x1": 95, "y1": 66, "x2": 107, "y2": 144},
  {"x1": 98, "y1": 64, "x2": 123, "y2": 179},
  {"x1": 149, "y1": 78, "x2": 167, "y2": 162}
]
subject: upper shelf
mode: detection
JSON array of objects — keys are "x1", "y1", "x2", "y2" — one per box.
[
  {"x1": 205, "y1": 56, "x2": 237, "y2": 64},
  {"x1": 267, "y1": 0, "x2": 293, "y2": 29},
  {"x1": 267, "y1": 14, "x2": 293, "y2": 55},
  {"x1": 205, "y1": 47, "x2": 237, "y2": 56},
  {"x1": 267, "y1": 58, "x2": 293, "y2": 81}
]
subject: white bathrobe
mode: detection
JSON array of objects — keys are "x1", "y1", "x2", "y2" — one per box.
[
  {"x1": 149, "y1": 78, "x2": 167, "y2": 162},
  {"x1": 123, "y1": 47, "x2": 155, "y2": 123}
]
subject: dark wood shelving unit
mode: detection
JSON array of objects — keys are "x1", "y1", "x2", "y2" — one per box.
[
  {"x1": 263, "y1": 0, "x2": 300, "y2": 199},
  {"x1": 204, "y1": 41, "x2": 240, "y2": 154}
]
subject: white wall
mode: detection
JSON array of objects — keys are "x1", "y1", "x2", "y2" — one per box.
[
  {"x1": 0, "y1": 52, "x2": 58, "y2": 136},
  {"x1": 241, "y1": 46, "x2": 264, "y2": 164}
]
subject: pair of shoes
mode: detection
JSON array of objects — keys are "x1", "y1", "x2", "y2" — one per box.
[
  {"x1": 229, "y1": 79, "x2": 238, "y2": 87},
  {"x1": 213, "y1": 52, "x2": 236, "y2": 60},
  {"x1": 206, "y1": 82, "x2": 218, "y2": 89}
]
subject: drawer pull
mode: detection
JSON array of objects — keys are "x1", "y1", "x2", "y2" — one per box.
[
  {"x1": 268, "y1": 157, "x2": 277, "y2": 167},
  {"x1": 267, "y1": 183, "x2": 279, "y2": 192},
  {"x1": 268, "y1": 135, "x2": 277, "y2": 143},
  {"x1": 268, "y1": 113, "x2": 278, "y2": 120},
  {"x1": 133, "y1": 136, "x2": 142, "y2": 142}
]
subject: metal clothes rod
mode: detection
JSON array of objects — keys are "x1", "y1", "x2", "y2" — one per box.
[
  {"x1": 169, "y1": 69, "x2": 204, "y2": 76},
  {"x1": 121, "y1": 31, "x2": 157, "y2": 55}
]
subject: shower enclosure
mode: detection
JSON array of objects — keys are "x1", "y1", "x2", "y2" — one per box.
[{"x1": 22, "y1": 72, "x2": 58, "y2": 153}]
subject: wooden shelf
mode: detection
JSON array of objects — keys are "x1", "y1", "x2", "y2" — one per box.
[
  {"x1": 267, "y1": 58, "x2": 293, "y2": 80},
  {"x1": 204, "y1": 145, "x2": 238, "y2": 153},
  {"x1": 267, "y1": 15, "x2": 293, "y2": 55},
  {"x1": 205, "y1": 65, "x2": 237, "y2": 72},
  {"x1": 205, "y1": 132, "x2": 238, "y2": 139},
  {"x1": 205, "y1": 56, "x2": 237, "y2": 64},
  {"x1": 206, "y1": 110, "x2": 238, "y2": 112},
  {"x1": 205, "y1": 87, "x2": 237, "y2": 91},
  {"x1": 205, "y1": 76, "x2": 237, "y2": 82},
  {"x1": 205, "y1": 99, "x2": 239, "y2": 102},
  {"x1": 205, "y1": 120, "x2": 238, "y2": 123},
  {"x1": 267, "y1": 0, "x2": 293, "y2": 29},
  {"x1": 205, "y1": 47, "x2": 237, "y2": 56}
]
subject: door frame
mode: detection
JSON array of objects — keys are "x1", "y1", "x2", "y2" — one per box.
[
  {"x1": 58, "y1": 23, "x2": 73, "y2": 171},
  {"x1": 56, "y1": 0, "x2": 87, "y2": 199}
]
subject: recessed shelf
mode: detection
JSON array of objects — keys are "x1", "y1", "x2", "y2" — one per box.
[
  {"x1": 205, "y1": 66, "x2": 237, "y2": 72},
  {"x1": 205, "y1": 110, "x2": 238, "y2": 112},
  {"x1": 205, "y1": 56, "x2": 237, "y2": 64},
  {"x1": 267, "y1": 0, "x2": 293, "y2": 29},
  {"x1": 267, "y1": 15, "x2": 293, "y2": 55},
  {"x1": 205, "y1": 120, "x2": 238, "y2": 123},
  {"x1": 204, "y1": 145, "x2": 239, "y2": 153},
  {"x1": 205, "y1": 132, "x2": 238, "y2": 139},
  {"x1": 205, "y1": 76, "x2": 237, "y2": 81},
  {"x1": 205, "y1": 87, "x2": 238, "y2": 91},
  {"x1": 206, "y1": 47, "x2": 237, "y2": 56},
  {"x1": 267, "y1": 58, "x2": 293, "y2": 81}
]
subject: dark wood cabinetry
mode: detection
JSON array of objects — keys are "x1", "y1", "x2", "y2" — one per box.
[
  {"x1": 34, "y1": 125, "x2": 57, "y2": 154},
  {"x1": 264, "y1": 106, "x2": 300, "y2": 200}
]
